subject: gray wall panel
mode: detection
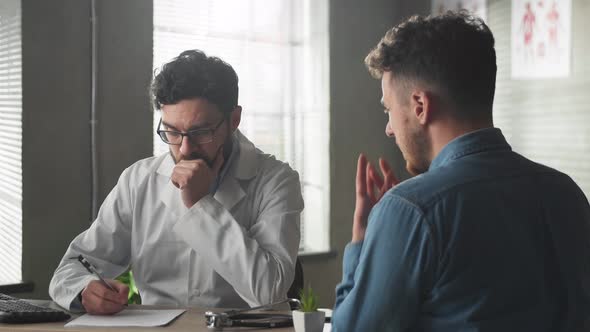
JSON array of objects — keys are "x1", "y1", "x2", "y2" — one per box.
[{"x1": 20, "y1": 0, "x2": 153, "y2": 299}]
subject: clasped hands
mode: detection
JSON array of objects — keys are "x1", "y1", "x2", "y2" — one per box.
[{"x1": 352, "y1": 154, "x2": 399, "y2": 243}]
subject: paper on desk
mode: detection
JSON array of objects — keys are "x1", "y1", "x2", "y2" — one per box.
[{"x1": 64, "y1": 309, "x2": 186, "y2": 327}]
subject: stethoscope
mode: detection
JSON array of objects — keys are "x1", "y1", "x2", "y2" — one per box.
[{"x1": 205, "y1": 298, "x2": 301, "y2": 329}]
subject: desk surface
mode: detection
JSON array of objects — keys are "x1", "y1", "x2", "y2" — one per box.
[{"x1": 0, "y1": 303, "x2": 297, "y2": 332}]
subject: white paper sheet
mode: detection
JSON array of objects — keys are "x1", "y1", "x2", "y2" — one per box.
[{"x1": 64, "y1": 309, "x2": 186, "y2": 327}]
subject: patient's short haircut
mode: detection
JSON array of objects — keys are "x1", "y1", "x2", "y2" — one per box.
[{"x1": 365, "y1": 11, "x2": 497, "y2": 119}]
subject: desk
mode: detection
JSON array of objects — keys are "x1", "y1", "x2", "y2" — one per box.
[{"x1": 0, "y1": 302, "x2": 297, "y2": 332}]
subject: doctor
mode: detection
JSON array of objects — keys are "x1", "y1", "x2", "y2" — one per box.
[{"x1": 49, "y1": 50, "x2": 304, "y2": 315}]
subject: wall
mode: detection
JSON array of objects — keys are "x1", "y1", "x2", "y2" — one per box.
[
  {"x1": 301, "y1": 0, "x2": 431, "y2": 307},
  {"x1": 20, "y1": 0, "x2": 153, "y2": 299},
  {"x1": 95, "y1": 0, "x2": 153, "y2": 201},
  {"x1": 489, "y1": 0, "x2": 590, "y2": 199}
]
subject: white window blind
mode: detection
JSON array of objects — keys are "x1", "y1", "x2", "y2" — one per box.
[
  {"x1": 153, "y1": 0, "x2": 330, "y2": 253},
  {"x1": 489, "y1": 1, "x2": 590, "y2": 198},
  {"x1": 0, "y1": 0, "x2": 22, "y2": 284}
]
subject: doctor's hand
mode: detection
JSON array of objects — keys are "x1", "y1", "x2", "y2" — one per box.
[
  {"x1": 80, "y1": 279, "x2": 128, "y2": 315},
  {"x1": 352, "y1": 154, "x2": 399, "y2": 243},
  {"x1": 171, "y1": 149, "x2": 224, "y2": 208}
]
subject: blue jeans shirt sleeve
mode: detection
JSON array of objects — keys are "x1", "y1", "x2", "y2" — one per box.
[
  {"x1": 334, "y1": 242, "x2": 362, "y2": 306},
  {"x1": 332, "y1": 193, "x2": 435, "y2": 332}
]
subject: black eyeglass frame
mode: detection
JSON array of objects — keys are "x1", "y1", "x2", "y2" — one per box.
[{"x1": 156, "y1": 117, "x2": 227, "y2": 146}]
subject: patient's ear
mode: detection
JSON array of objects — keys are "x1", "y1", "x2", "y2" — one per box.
[{"x1": 411, "y1": 91, "x2": 432, "y2": 126}]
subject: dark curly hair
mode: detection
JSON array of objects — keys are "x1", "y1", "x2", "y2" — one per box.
[
  {"x1": 151, "y1": 49, "x2": 239, "y2": 113},
  {"x1": 365, "y1": 11, "x2": 496, "y2": 119}
]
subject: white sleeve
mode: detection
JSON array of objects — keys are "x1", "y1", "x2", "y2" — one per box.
[
  {"x1": 48, "y1": 167, "x2": 134, "y2": 311},
  {"x1": 172, "y1": 165, "x2": 303, "y2": 307}
]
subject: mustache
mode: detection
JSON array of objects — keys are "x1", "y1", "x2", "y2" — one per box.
[
  {"x1": 172, "y1": 144, "x2": 224, "y2": 167},
  {"x1": 169, "y1": 142, "x2": 231, "y2": 168},
  {"x1": 170, "y1": 150, "x2": 212, "y2": 166},
  {"x1": 180, "y1": 152, "x2": 213, "y2": 166}
]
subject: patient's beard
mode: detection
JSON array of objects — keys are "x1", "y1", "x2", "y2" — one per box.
[
  {"x1": 402, "y1": 127, "x2": 431, "y2": 177},
  {"x1": 406, "y1": 161, "x2": 428, "y2": 177}
]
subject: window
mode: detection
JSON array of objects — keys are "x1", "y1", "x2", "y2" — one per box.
[
  {"x1": 153, "y1": 0, "x2": 330, "y2": 253},
  {"x1": 0, "y1": 0, "x2": 22, "y2": 284}
]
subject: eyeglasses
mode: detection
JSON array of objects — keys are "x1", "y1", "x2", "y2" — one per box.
[{"x1": 156, "y1": 117, "x2": 226, "y2": 145}]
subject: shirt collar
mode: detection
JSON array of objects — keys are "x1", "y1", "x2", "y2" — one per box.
[
  {"x1": 429, "y1": 127, "x2": 512, "y2": 171},
  {"x1": 210, "y1": 132, "x2": 239, "y2": 193}
]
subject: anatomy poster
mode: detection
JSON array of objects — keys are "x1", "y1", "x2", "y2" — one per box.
[
  {"x1": 432, "y1": 0, "x2": 487, "y2": 22},
  {"x1": 511, "y1": 0, "x2": 571, "y2": 79}
]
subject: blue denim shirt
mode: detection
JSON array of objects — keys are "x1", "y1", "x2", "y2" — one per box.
[{"x1": 333, "y1": 128, "x2": 590, "y2": 332}]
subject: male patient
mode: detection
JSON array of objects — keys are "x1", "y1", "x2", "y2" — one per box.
[
  {"x1": 332, "y1": 12, "x2": 590, "y2": 331},
  {"x1": 49, "y1": 50, "x2": 303, "y2": 314}
]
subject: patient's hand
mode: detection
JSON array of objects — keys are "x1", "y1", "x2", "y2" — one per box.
[
  {"x1": 352, "y1": 154, "x2": 398, "y2": 243},
  {"x1": 80, "y1": 279, "x2": 129, "y2": 315}
]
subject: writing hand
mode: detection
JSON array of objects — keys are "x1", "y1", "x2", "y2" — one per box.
[{"x1": 81, "y1": 279, "x2": 128, "y2": 315}]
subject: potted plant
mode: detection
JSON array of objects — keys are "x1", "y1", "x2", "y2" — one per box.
[{"x1": 292, "y1": 286, "x2": 325, "y2": 332}]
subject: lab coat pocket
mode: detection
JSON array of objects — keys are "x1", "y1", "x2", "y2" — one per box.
[{"x1": 135, "y1": 241, "x2": 191, "y2": 306}]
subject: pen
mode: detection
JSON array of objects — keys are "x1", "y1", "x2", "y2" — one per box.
[{"x1": 76, "y1": 254, "x2": 118, "y2": 292}]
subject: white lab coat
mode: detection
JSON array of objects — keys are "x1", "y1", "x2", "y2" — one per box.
[{"x1": 49, "y1": 130, "x2": 303, "y2": 310}]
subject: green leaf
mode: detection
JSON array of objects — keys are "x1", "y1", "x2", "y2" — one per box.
[
  {"x1": 298, "y1": 286, "x2": 319, "y2": 312},
  {"x1": 116, "y1": 269, "x2": 142, "y2": 304}
]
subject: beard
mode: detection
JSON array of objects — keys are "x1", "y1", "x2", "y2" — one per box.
[
  {"x1": 170, "y1": 150, "x2": 214, "y2": 166},
  {"x1": 401, "y1": 126, "x2": 431, "y2": 176},
  {"x1": 406, "y1": 161, "x2": 428, "y2": 177},
  {"x1": 170, "y1": 130, "x2": 234, "y2": 167}
]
